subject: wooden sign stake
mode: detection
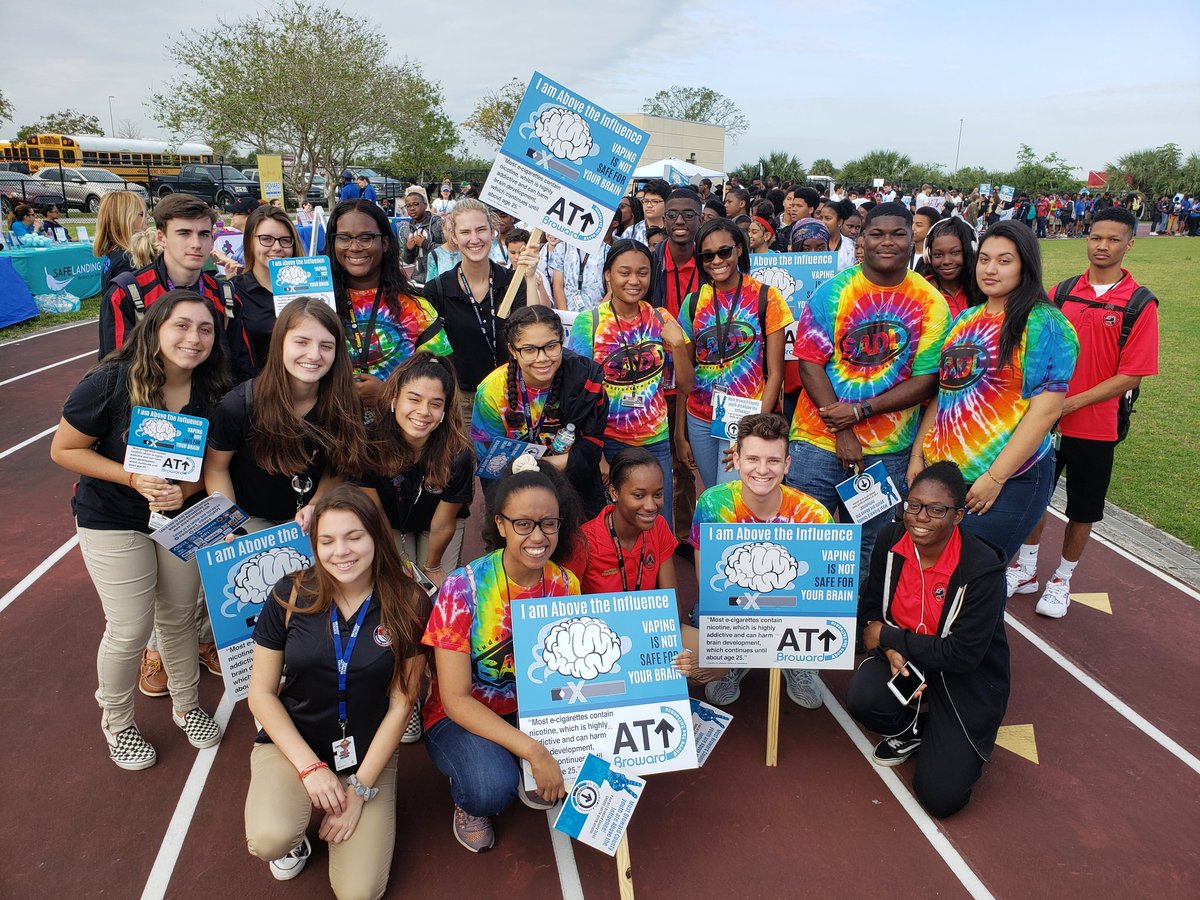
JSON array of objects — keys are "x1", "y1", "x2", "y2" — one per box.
[
  {"x1": 766, "y1": 667, "x2": 781, "y2": 766},
  {"x1": 616, "y1": 833, "x2": 635, "y2": 899},
  {"x1": 496, "y1": 227, "x2": 543, "y2": 319}
]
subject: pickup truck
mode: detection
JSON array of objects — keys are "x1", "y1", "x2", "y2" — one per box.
[{"x1": 149, "y1": 165, "x2": 260, "y2": 210}]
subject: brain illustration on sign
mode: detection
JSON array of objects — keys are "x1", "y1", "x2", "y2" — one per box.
[
  {"x1": 136, "y1": 417, "x2": 180, "y2": 443},
  {"x1": 752, "y1": 266, "x2": 804, "y2": 306},
  {"x1": 274, "y1": 264, "x2": 311, "y2": 290},
  {"x1": 533, "y1": 107, "x2": 593, "y2": 161},
  {"x1": 221, "y1": 546, "x2": 311, "y2": 618},
  {"x1": 722, "y1": 542, "x2": 804, "y2": 592},
  {"x1": 542, "y1": 616, "x2": 622, "y2": 680}
]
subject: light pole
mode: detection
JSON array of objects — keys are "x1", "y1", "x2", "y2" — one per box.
[
  {"x1": 108, "y1": 96, "x2": 115, "y2": 136},
  {"x1": 953, "y1": 118, "x2": 964, "y2": 175}
]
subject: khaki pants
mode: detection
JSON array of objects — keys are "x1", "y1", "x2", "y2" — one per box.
[
  {"x1": 78, "y1": 526, "x2": 202, "y2": 732},
  {"x1": 245, "y1": 743, "x2": 398, "y2": 900},
  {"x1": 392, "y1": 520, "x2": 467, "y2": 574},
  {"x1": 458, "y1": 392, "x2": 476, "y2": 438}
]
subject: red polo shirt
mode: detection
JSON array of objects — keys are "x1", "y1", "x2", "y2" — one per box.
[
  {"x1": 563, "y1": 506, "x2": 677, "y2": 594},
  {"x1": 663, "y1": 246, "x2": 700, "y2": 320},
  {"x1": 890, "y1": 527, "x2": 961, "y2": 635},
  {"x1": 1055, "y1": 269, "x2": 1159, "y2": 441}
]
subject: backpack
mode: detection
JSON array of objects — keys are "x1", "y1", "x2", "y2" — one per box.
[
  {"x1": 1053, "y1": 275, "x2": 1158, "y2": 442},
  {"x1": 116, "y1": 271, "x2": 236, "y2": 325}
]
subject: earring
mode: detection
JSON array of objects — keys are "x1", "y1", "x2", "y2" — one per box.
[{"x1": 389, "y1": 401, "x2": 395, "y2": 413}]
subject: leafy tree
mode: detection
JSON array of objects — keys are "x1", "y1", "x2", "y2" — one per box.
[
  {"x1": 730, "y1": 151, "x2": 805, "y2": 186},
  {"x1": 1180, "y1": 153, "x2": 1200, "y2": 193},
  {"x1": 0, "y1": 90, "x2": 12, "y2": 124},
  {"x1": 1009, "y1": 143, "x2": 1080, "y2": 194},
  {"x1": 809, "y1": 157, "x2": 836, "y2": 177},
  {"x1": 462, "y1": 77, "x2": 524, "y2": 149},
  {"x1": 150, "y1": 1, "x2": 459, "y2": 196},
  {"x1": 838, "y1": 150, "x2": 912, "y2": 188},
  {"x1": 17, "y1": 109, "x2": 104, "y2": 141},
  {"x1": 1105, "y1": 143, "x2": 1184, "y2": 199},
  {"x1": 642, "y1": 86, "x2": 748, "y2": 141}
]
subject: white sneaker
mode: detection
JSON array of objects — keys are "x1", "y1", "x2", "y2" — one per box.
[
  {"x1": 270, "y1": 836, "x2": 311, "y2": 881},
  {"x1": 704, "y1": 668, "x2": 748, "y2": 706},
  {"x1": 783, "y1": 669, "x2": 824, "y2": 709},
  {"x1": 1035, "y1": 577, "x2": 1071, "y2": 618},
  {"x1": 1005, "y1": 564, "x2": 1039, "y2": 598}
]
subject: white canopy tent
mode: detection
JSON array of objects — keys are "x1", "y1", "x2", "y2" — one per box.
[{"x1": 632, "y1": 156, "x2": 726, "y2": 185}]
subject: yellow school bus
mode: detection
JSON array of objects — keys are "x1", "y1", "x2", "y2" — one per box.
[{"x1": 0, "y1": 135, "x2": 214, "y2": 184}]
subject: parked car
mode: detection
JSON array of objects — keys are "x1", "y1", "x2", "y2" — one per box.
[
  {"x1": 344, "y1": 167, "x2": 404, "y2": 201},
  {"x1": 0, "y1": 171, "x2": 67, "y2": 215},
  {"x1": 149, "y1": 165, "x2": 259, "y2": 210},
  {"x1": 34, "y1": 167, "x2": 150, "y2": 213}
]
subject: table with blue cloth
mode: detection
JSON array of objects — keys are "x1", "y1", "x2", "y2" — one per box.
[{"x1": 0, "y1": 241, "x2": 101, "y2": 327}]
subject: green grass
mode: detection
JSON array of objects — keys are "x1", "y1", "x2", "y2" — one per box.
[
  {"x1": 1040, "y1": 236, "x2": 1199, "y2": 549},
  {"x1": 1, "y1": 294, "x2": 100, "y2": 342}
]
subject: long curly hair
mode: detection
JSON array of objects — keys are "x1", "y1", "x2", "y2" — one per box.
[
  {"x1": 502, "y1": 305, "x2": 566, "y2": 436},
  {"x1": 481, "y1": 459, "x2": 585, "y2": 565},
  {"x1": 327, "y1": 200, "x2": 422, "y2": 317}
]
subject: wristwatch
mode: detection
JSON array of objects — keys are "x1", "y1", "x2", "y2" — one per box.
[
  {"x1": 347, "y1": 774, "x2": 379, "y2": 802},
  {"x1": 860, "y1": 401, "x2": 874, "y2": 418}
]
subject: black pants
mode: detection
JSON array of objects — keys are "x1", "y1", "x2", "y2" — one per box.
[{"x1": 845, "y1": 655, "x2": 985, "y2": 818}]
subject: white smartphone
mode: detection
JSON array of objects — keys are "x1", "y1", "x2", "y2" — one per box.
[{"x1": 887, "y1": 662, "x2": 926, "y2": 705}]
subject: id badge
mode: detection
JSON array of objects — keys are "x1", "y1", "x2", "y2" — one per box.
[
  {"x1": 619, "y1": 392, "x2": 644, "y2": 409},
  {"x1": 331, "y1": 736, "x2": 358, "y2": 771},
  {"x1": 148, "y1": 511, "x2": 172, "y2": 531}
]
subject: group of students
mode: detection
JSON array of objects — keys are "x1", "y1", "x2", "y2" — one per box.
[{"x1": 50, "y1": 176, "x2": 1156, "y2": 897}]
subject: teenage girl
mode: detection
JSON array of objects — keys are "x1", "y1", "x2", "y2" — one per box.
[{"x1": 914, "y1": 217, "x2": 983, "y2": 318}]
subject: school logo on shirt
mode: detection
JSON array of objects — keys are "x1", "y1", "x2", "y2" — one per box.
[
  {"x1": 1103, "y1": 313, "x2": 1119, "y2": 327},
  {"x1": 933, "y1": 585, "x2": 947, "y2": 602},
  {"x1": 373, "y1": 625, "x2": 392, "y2": 647},
  {"x1": 475, "y1": 637, "x2": 516, "y2": 689},
  {"x1": 840, "y1": 320, "x2": 910, "y2": 367},
  {"x1": 602, "y1": 341, "x2": 665, "y2": 385},
  {"x1": 695, "y1": 321, "x2": 756, "y2": 365},
  {"x1": 940, "y1": 344, "x2": 990, "y2": 390}
]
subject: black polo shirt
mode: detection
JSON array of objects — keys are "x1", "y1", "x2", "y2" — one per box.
[
  {"x1": 207, "y1": 380, "x2": 327, "y2": 523},
  {"x1": 253, "y1": 575, "x2": 398, "y2": 773},
  {"x1": 353, "y1": 448, "x2": 474, "y2": 533},
  {"x1": 229, "y1": 273, "x2": 277, "y2": 385},
  {"x1": 425, "y1": 261, "x2": 528, "y2": 393}
]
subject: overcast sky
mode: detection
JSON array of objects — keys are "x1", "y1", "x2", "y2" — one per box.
[{"x1": 4, "y1": 0, "x2": 1198, "y2": 176}]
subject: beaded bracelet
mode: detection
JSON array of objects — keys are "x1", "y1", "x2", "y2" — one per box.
[
  {"x1": 984, "y1": 470, "x2": 1006, "y2": 486},
  {"x1": 299, "y1": 761, "x2": 329, "y2": 780}
]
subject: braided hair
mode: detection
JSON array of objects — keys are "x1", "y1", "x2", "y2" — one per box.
[{"x1": 502, "y1": 305, "x2": 566, "y2": 437}]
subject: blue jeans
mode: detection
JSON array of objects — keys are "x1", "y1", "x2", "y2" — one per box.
[
  {"x1": 960, "y1": 451, "x2": 1055, "y2": 564},
  {"x1": 604, "y1": 437, "x2": 673, "y2": 531},
  {"x1": 786, "y1": 440, "x2": 910, "y2": 571},
  {"x1": 687, "y1": 412, "x2": 737, "y2": 489},
  {"x1": 425, "y1": 713, "x2": 521, "y2": 817}
]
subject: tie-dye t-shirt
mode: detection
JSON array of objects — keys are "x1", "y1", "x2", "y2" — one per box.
[
  {"x1": 345, "y1": 288, "x2": 451, "y2": 380},
  {"x1": 790, "y1": 268, "x2": 950, "y2": 453},
  {"x1": 678, "y1": 276, "x2": 793, "y2": 420},
  {"x1": 422, "y1": 549, "x2": 580, "y2": 728},
  {"x1": 471, "y1": 364, "x2": 554, "y2": 457},
  {"x1": 922, "y1": 303, "x2": 1079, "y2": 482},
  {"x1": 566, "y1": 302, "x2": 682, "y2": 445},
  {"x1": 690, "y1": 480, "x2": 833, "y2": 546}
]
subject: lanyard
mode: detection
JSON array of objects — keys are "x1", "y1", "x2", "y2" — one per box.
[
  {"x1": 606, "y1": 513, "x2": 646, "y2": 592},
  {"x1": 711, "y1": 274, "x2": 743, "y2": 367},
  {"x1": 574, "y1": 249, "x2": 590, "y2": 297},
  {"x1": 517, "y1": 371, "x2": 551, "y2": 443},
  {"x1": 605, "y1": 302, "x2": 650, "y2": 375},
  {"x1": 346, "y1": 287, "x2": 384, "y2": 372},
  {"x1": 459, "y1": 266, "x2": 499, "y2": 366},
  {"x1": 331, "y1": 597, "x2": 373, "y2": 738}
]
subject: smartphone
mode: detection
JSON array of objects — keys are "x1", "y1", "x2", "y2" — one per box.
[{"x1": 887, "y1": 662, "x2": 925, "y2": 705}]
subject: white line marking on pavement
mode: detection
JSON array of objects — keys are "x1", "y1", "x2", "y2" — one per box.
[
  {"x1": 0, "y1": 536, "x2": 78, "y2": 616},
  {"x1": 546, "y1": 807, "x2": 585, "y2": 900},
  {"x1": 0, "y1": 425, "x2": 57, "y2": 461},
  {"x1": 0, "y1": 350, "x2": 95, "y2": 387},
  {"x1": 0, "y1": 318, "x2": 96, "y2": 345}
]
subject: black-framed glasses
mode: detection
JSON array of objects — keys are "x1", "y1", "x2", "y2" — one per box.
[
  {"x1": 665, "y1": 210, "x2": 698, "y2": 222},
  {"x1": 256, "y1": 234, "x2": 295, "y2": 248},
  {"x1": 903, "y1": 500, "x2": 961, "y2": 519},
  {"x1": 332, "y1": 232, "x2": 383, "y2": 248},
  {"x1": 698, "y1": 245, "x2": 737, "y2": 264},
  {"x1": 498, "y1": 513, "x2": 562, "y2": 535},
  {"x1": 513, "y1": 340, "x2": 563, "y2": 361}
]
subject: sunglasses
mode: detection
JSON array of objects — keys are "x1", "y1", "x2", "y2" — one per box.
[{"x1": 698, "y1": 245, "x2": 737, "y2": 264}]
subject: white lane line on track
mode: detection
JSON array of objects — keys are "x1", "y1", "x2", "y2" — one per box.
[
  {"x1": 820, "y1": 680, "x2": 996, "y2": 900},
  {"x1": 1004, "y1": 614, "x2": 1200, "y2": 775},
  {"x1": 140, "y1": 692, "x2": 234, "y2": 900},
  {"x1": 0, "y1": 536, "x2": 78, "y2": 616},
  {"x1": 546, "y1": 807, "x2": 585, "y2": 900},
  {"x1": 0, "y1": 318, "x2": 96, "y2": 346},
  {"x1": 0, "y1": 425, "x2": 57, "y2": 461},
  {"x1": 0, "y1": 350, "x2": 96, "y2": 387}
]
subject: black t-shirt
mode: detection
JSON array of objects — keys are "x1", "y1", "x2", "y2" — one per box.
[
  {"x1": 354, "y1": 448, "x2": 474, "y2": 533},
  {"x1": 425, "y1": 261, "x2": 527, "y2": 392},
  {"x1": 252, "y1": 575, "x2": 398, "y2": 773},
  {"x1": 208, "y1": 380, "x2": 327, "y2": 522},
  {"x1": 99, "y1": 248, "x2": 133, "y2": 295},
  {"x1": 229, "y1": 273, "x2": 277, "y2": 385},
  {"x1": 62, "y1": 362, "x2": 211, "y2": 532}
]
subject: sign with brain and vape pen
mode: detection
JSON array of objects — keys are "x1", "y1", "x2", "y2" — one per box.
[{"x1": 511, "y1": 590, "x2": 698, "y2": 788}]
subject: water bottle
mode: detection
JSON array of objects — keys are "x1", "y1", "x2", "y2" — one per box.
[{"x1": 549, "y1": 423, "x2": 576, "y2": 454}]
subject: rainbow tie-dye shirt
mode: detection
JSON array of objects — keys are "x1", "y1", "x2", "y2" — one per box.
[
  {"x1": 421, "y1": 549, "x2": 580, "y2": 729},
  {"x1": 690, "y1": 480, "x2": 833, "y2": 546},
  {"x1": 566, "y1": 302, "x2": 681, "y2": 446},
  {"x1": 345, "y1": 288, "x2": 451, "y2": 380},
  {"x1": 790, "y1": 268, "x2": 950, "y2": 453},
  {"x1": 471, "y1": 364, "x2": 554, "y2": 458},
  {"x1": 922, "y1": 303, "x2": 1078, "y2": 482},
  {"x1": 679, "y1": 277, "x2": 793, "y2": 421}
]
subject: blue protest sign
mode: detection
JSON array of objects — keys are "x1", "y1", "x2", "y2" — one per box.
[
  {"x1": 197, "y1": 523, "x2": 313, "y2": 700},
  {"x1": 475, "y1": 438, "x2": 546, "y2": 479},
  {"x1": 749, "y1": 252, "x2": 837, "y2": 361},
  {"x1": 269, "y1": 256, "x2": 336, "y2": 315},
  {"x1": 663, "y1": 163, "x2": 689, "y2": 186},
  {"x1": 481, "y1": 72, "x2": 650, "y2": 255},
  {"x1": 697, "y1": 522, "x2": 861, "y2": 669},
  {"x1": 123, "y1": 406, "x2": 208, "y2": 482},
  {"x1": 554, "y1": 753, "x2": 645, "y2": 856},
  {"x1": 999, "y1": 185, "x2": 1016, "y2": 203},
  {"x1": 511, "y1": 589, "x2": 698, "y2": 787},
  {"x1": 835, "y1": 460, "x2": 902, "y2": 524}
]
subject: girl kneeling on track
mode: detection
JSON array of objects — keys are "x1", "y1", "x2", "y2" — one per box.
[
  {"x1": 849, "y1": 461, "x2": 1010, "y2": 818},
  {"x1": 422, "y1": 458, "x2": 584, "y2": 853},
  {"x1": 51, "y1": 289, "x2": 231, "y2": 770},
  {"x1": 245, "y1": 486, "x2": 428, "y2": 895},
  {"x1": 204, "y1": 298, "x2": 369, "y2": 533}
]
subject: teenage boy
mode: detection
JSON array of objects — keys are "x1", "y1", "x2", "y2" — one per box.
[
  {"x1": 692, "y1": 414, "x2": 833, "y2": 709},
  {"x1": 1009, "y1": 207, "x2": 1159, "y2": 617},
  {"x1": 724, "y1": 187, "x2": 751, "y2": 219},
  {"x1": 397, "y1": 185, "x2": 444, "y2": 286},
  {"x1": 642, "y1": 179, "x2": 671, "y2": 231},
  {"x1": 787, "y1": 202, "x2": 950, "y2": 569},
  {"x1": 100, "y1": 194, "x2": 230, "y2": 357},
  {"x1": 773, "y1": 186, "x2": 820, "y2": 251},
  {"x1": 911, "y1": 206, "x2": 940, "y2": 268}
]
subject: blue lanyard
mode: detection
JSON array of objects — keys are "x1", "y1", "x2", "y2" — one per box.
[{"x1": 331, "y1": 597, "x2": 372, "y2": 736}]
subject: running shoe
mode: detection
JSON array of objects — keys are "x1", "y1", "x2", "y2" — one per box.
[
  {"x1": 1035, "y1": 577, "x2": 1071, "y2": 618},
  {"x1": 783, "y1": 669, "x2": 824, "y2": 709},
  {"x1": 453, "y1": 806, "x2": 495, "y2": 853},
  {"x1": 1005, "y1": 564, "x2": 1038, "y2": 597},
  {"x1": 704, "y1": 668, "x2": 748, "y2": 706}
]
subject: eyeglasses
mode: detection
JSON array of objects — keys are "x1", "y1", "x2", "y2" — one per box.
[
  {"x1": 332, "y1": 232, "x2": 383, "y2": 248},
  {"x1": 642, "y1": 197, "x2": 664, "y2": 207},
  {"x1": 664, "y1": 210, "x2": 699, "y2": 222},
  {"x1": 903, "y1": 500, "x2": 961, "y2": 519},
  {"x1": 698, "y1": 245, "x2": 737, "y2": 264},
  {"x1": 499, "y1": 513, "x2": 562, "y2": 535},
  {"x1": 513, "y1": 340, "x2": 563, "y2": 361},
  {"x1": 256, "y1": 234, "x2": 295, "y2": 248}
]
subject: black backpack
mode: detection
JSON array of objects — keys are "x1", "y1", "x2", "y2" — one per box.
[{"x1": 1053, "y1": 275, "x2": 1158, "y2": 442}]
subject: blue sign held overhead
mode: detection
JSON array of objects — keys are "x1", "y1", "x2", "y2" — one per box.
[
  {"x1": 663, "y1": 163, "x2": 689, "y2": 187},
  {"x1": 749, "y1": 251, "x2": 837, "y2": 361}
]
